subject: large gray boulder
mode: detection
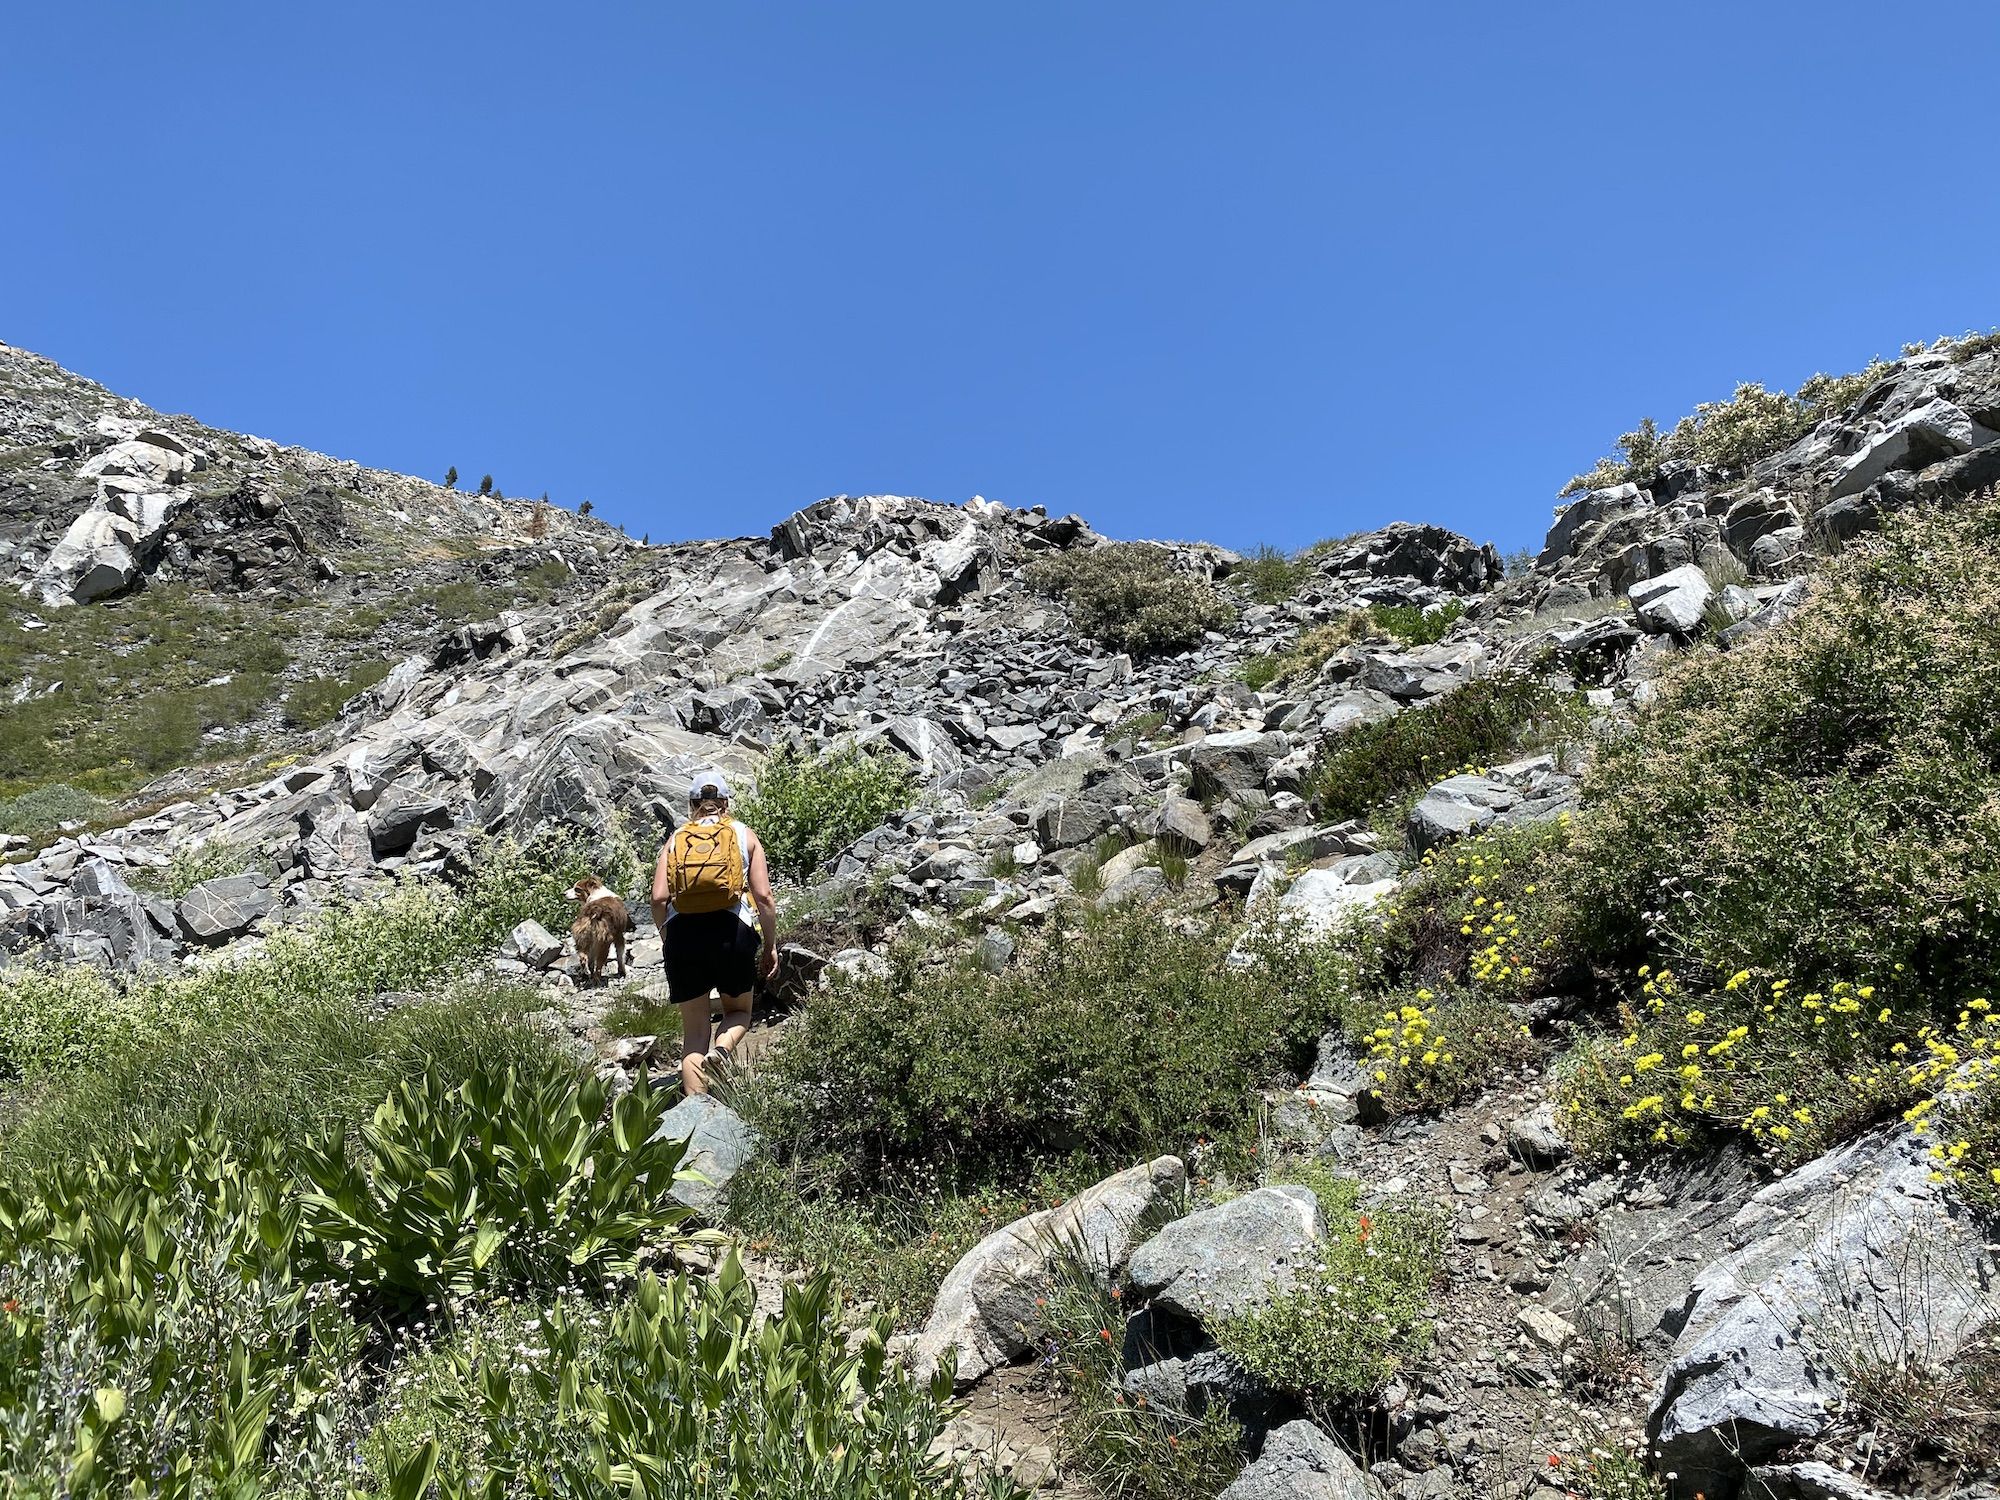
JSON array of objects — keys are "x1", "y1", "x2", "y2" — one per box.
[
  {"x1": 1126, "y1": 1184, "x2": 1321, "y2": 1324},
  {"x1": 365, "y1": 785, "x2": 452, "y2": 856},
  {"x1": 504, "y1": 919, "x2": 564, "y2": 969},
  {"x1": 1219, "y1": 1419, "x2": 1378, "y2": 1500},
  {"x1": 1272, "y1": 866, "x2": 1398, "y2": 937},
  {"x1": 648, "y1": 1093, "x2": 760, "y2": 1218},
  {"x1": 176, "y1": 872, "x2": 275, "y2": 943},
  {"x1": 913, "y1": 1156, "x2": 1186, "y2": 1388},
  {"x1": 1406, "y1": 774, "x2": 1519, "y2": 854},
  {"x1": 1648, "y1": 1121, "x2": 2000, "y2": 1497},
  {"x1": 27, "y1": 482, "x2": 184, "y2": 606},
  {"x1": 1033, "y1": 768, "x2": 1146, "y2": 850},
  {"x1": 75, "y1": 429, "x2": 199, "y2": 486},
  {"x1": 1628, "y1": 563, "x2": 1714, "y2": 635},
  {"x1": 1189, "y1": 731, "x2": 1290, "y2": 800},
  {"x1": 1828, "y1": 398, "x2": 2000, "y2": 499},
  {"x1": 298, "y1": 795, "x2": 372, "y2": 876}
]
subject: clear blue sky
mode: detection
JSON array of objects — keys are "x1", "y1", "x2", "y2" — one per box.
[{"x1": 6, "y1": 3, "x2": 1997, "y2": 555}]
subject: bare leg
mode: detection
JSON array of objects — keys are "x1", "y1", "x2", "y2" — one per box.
[
  {"x1": 679, "y1": 996, "x2": 714, "y2": 1095},
  {"x1": 712, "y1": 991, "x2": 754, "y2": 1060}
]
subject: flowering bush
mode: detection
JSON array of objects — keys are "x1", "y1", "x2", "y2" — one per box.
[
  {"x1": 1214, "y1": 1175, "x2": 1445, "y2": 1414},
  {"x1": 1361, "y1": 987, "x2": 1535, "y2": 1115},
  {"x1": 1562, "y1": 363, "x2": 1887, "y2": 493}
]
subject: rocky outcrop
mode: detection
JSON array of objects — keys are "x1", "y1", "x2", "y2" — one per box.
[
  {"x1": 28, "y1": 474, "x2": 188, "y2": 605},
  {"x1": 1126, "y1": 1184, "x2": 1321, "y2": 1324},
  {"x1": 1647, "y1": 1121, "x2": 1999, "y2": 1499},
  {"x1": 1220, "y1": 1420, "x2": 1381, "y2": 1500},
  {"x1": 913, "y1": 1155, "x2": 1186, "y2": 1388}
]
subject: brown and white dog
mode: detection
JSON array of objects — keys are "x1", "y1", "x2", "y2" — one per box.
[{"x1": 564, "y1": 876, "x2": 630, "y2": 985}]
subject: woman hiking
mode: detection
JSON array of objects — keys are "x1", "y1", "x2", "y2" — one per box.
[{"x1": 649, "y1": 770, "x2": 779, "y2": 1095}]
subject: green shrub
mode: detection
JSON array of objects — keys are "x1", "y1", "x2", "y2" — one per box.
[
  {"x1": 370, "y1": 1260, "x2": 1019, "y2": 1500},
  {"x1": 280, "y1": 659, "x2": 392, "y2": 727},
  {"x1": 0, "y1": 782, "x2": 108, "y2": 838},
  {"x1": 0, "y1": 979, "x2": 572, "y2": 1187},
  {"x1": 1231, "y1": 544, "x2": 1312, "y2": 605},
  {"x1": 1306, "y1": 674, "x2": 1586, "y2": 824},
  {"x1": 1369, "y1": 598, "x2": 1464, "y2": 646},
  {"x1": 1546, "y1": 498, "x2": 2000, "y2": 1181},
  {"x1": 1027, "y1": 543, "x2": 1236, "y2": 655},
  {"x1": 736, "y1": 907, "x2": 1353, "y2": 1195},
  {"x1": 1563, "y1": 365, "x2": 1887, "y2": 494},
  {"x1": 1238, "y1": 654, "x2": 1283, "y2": 692},
  {"x1": 1557, "y1": 500, "x2": 2000, "y2": 994},
  {"x1": 1215, "y1": 1177, "x2": 1445, "y2": 1415},
  {"x1": 738, "y1": 743, "x2": 916, "y2": 879},
  {"x1": 296, "y1": 1065, "x2": 696, "y2": 1306}
]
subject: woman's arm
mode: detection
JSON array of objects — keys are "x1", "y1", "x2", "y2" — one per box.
[
  {"x1": 745, "y1": 829, "x2": 779, "y2": 977},
  {"x1": 649, "y1": 843, "x2": 674, "y2": 931}
]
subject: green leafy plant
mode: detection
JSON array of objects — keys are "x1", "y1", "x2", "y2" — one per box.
[
  {"x1": 1026, "y1": 543, "x2": 1236, "y2": 655},
  {"x1": 371, "y1": 1258, "x2": 1020, "y2": 1500},
  {"x1": 739, "y1": 743, "x2": 917, "y2": 879},
  {"x1": 0, "y1": 782, "x2": 108, "y2": 838},
  {"x1": 296, "y1": 1064, "x2": 699, "y2": 1306},
  {"x1": 0, "y1": 1125, "x2": 362, "y2": 1493},
  {"x1": 1215, "y1": 1177, "x2": 1445, "y2": 1415},
  {"x1": 1368, "y1": 598, "x2": 1464, "y2": 646}
]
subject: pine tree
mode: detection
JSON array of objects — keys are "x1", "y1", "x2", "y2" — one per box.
[
  {"x1": 579, "y1": 499, "x2": 595, "y2": 517},
  {"x1": 443, "y1": 465, "x2": 458, "y2": 489},
  {"x1": 478, "y1": 474, "x2": 494, "y2": 496}
]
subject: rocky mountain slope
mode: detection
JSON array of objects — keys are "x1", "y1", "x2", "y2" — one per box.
[
  {"x1": 0, "y1": 340, "x2": 634, "y2": 807},
  {"x1": 6, "y1": 334, "x2": 2000, "y2": 1500}
]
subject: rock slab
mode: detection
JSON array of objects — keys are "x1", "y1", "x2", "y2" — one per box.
[
  {"x1": 913, "y1": 1155, "x2": 1186, "y2": 1388},
  {"x1": 1126, "y1": 1184, "x2": 1321, "y2": 1324},
  {"x1": 1219, "y1": 1419, "x2": 1379, "y2": 1500}
]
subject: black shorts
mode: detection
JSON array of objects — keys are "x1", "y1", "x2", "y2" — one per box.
[{"x1": 663, "y1": 910, "x2": 760, "y2": 1004}]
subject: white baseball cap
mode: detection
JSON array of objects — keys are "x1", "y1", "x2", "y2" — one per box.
[{"x1": 688, "y1": 770, "x2": 733, "y2": 803}]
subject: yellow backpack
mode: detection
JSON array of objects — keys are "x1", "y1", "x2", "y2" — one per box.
[{"x1": 666, "y1": 817, "x2": 746, "y2": 914}]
